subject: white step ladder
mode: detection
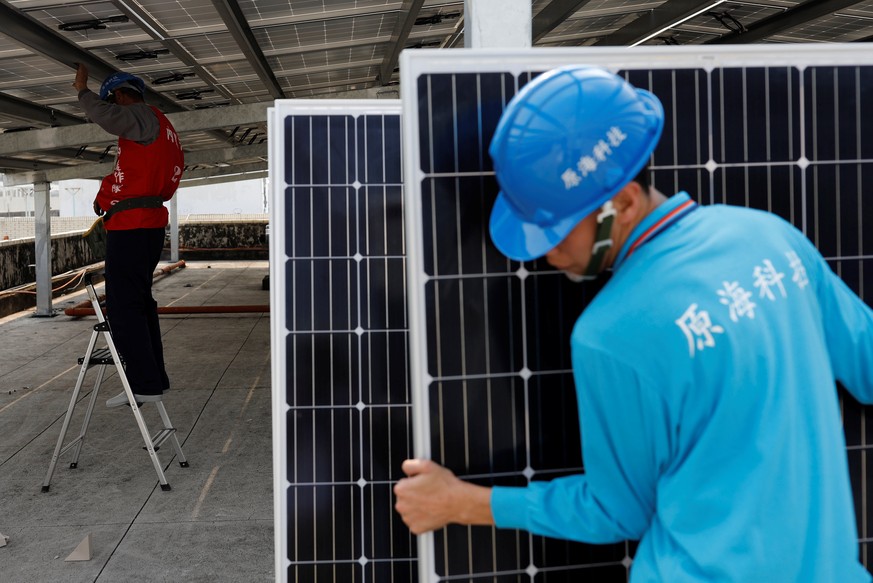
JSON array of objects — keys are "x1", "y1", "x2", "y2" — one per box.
[{"x1": 42, "y1": 274, "x2": 188, "y2": 492}]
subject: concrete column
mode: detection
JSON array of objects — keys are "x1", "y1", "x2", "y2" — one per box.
[
  {"x1": 170, "y1": 194, "x2": 179, "y2": 262},
  {"x1": 464, "y1": 0, "x2": 531, "y2": 48},
  {"x1": 32, "y1": 177, "x2": 54, "y2": 317}
]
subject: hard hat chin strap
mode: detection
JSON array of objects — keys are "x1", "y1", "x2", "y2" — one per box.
[{"x1": 565, "y1": 200, "x2": 615, "y2": 282}]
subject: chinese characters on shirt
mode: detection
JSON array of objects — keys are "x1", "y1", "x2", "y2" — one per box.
[{"x1": 676, "y1": 250, "x2": 809, "y2": 358}]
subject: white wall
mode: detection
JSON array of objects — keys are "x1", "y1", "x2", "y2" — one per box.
[
  {"x1": 50, "y1": 177, "x2": 268, "y2": 217},
  {"x1": 174, "y1": 177, "x2": 267, "y2": 216},
  {"x1": 55, "y1": 179, "x2": 100, "y2": 217}
]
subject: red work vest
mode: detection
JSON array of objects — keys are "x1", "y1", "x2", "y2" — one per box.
[{"x1": 97, "y1": 106, "x2": 184, "y2": 230}]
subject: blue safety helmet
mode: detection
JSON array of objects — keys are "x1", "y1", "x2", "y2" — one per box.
[
  {"x1": 99, "y1": 71, "x2": 146, "y2": 101},
  {"x1": 488, "y1": 66, "x2": 664, "y2": 262}
]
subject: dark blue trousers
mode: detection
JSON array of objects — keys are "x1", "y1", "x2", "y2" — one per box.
[{"x1": 105, "y1": 228, "x2": 169, "y2": 396}]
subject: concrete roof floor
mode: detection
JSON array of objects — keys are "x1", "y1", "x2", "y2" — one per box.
[{"x1": 0, "y1": 261, "x2": 273, "y2": 583}]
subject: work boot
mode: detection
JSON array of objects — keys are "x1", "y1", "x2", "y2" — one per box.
[{"x1": 106, "y1": 391, "x2": 162, "y2": 408}]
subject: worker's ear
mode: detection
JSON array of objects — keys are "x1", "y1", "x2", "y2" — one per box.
[{"x1": 611, "y1": 181, "x2": 645, "y2": 226}]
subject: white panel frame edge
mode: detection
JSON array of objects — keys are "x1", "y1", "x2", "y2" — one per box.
[
  {"x1": 399, "y1": 42, "x2": 873, "y2": 583},
  {"x1": 269, "y1": 99, "x2": 402, "y2": 583}
]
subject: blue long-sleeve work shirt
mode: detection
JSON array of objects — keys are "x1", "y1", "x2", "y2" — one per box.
[{"x1": 491, "y1": 192, "x2": 873, "y2": 582}]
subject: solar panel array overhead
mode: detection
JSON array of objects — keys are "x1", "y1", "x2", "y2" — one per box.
[{"x1": 3, "y1": 1, "x2": 873, "y2": 182}]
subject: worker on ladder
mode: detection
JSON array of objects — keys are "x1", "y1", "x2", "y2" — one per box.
[{"x1": 72, "y1": 65, "x2": 184, "y2": 406}]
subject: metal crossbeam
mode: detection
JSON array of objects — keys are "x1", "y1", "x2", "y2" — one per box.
[
  {"x1": 707, "y1": 0, "x2": 867, "y2": 44},
  {"x1": 0, "y1": 92, "x2": 84, "y2": 127},
  {"x1": 0, "y1": 103, "x2": 268, "y2": 157},
  {"x1": 594, "y1": 0, "x2": 723, "y2": 46},
  {"x1": 3, "y1": 143, "x2": 267, "y2": 185},
  {"x1": 533, "y1": 0, "x2": 595, "y2": 42},
  {"x1": 379, "y1": 0, "x2": 427, "y2": 84}
]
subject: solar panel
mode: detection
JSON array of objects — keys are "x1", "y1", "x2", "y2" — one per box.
[
  {"x1": 269, "y1": 100, "x2": 416, "y2": 583},
  {"x1": 400, "y1": 45, "x2": 873, "y2": 581}
]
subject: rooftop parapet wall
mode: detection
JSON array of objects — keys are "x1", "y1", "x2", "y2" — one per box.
[
  {"x1": 167, "y1": 220, "x2": 268, "y2": 261},
  {"x1": 0, "y1": 221, "x2": 268, "y2": 292},
  {"x1": 0, "y1": 231, "x2": 100, "y2": 291},
  {"x1": 0, "y1": 214, "x2": 269, "y2": 242}
]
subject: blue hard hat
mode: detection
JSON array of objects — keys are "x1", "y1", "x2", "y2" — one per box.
[
  {"x1": 99, "y1": 71, "x2": 146, "y2": 101},
  {"x1": 488, "y1": 66, "x2": 664, "y2": 262}
]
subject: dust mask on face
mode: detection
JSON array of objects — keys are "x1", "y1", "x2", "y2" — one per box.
[{"x1": 562, "y1": 201, "x2": 616, "y2": 284}]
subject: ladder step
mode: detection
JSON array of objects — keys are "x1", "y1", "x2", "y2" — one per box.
[
  {"x1": 151, "y1": 428, "x2": 176, "y2": 449},
  {"x1": 78, "y1": 347, "x2": 116, "y2": 366},
  {"x1": 77, "y1": 347, "x2": 125, "y2": 366},
  {"x1": 58, "y1": 436, "x2": 84, "y2": 457}
]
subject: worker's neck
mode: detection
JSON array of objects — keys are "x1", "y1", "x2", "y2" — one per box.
[{"x1": 601, "y1": 186, "x2": 668, "y2": 270}]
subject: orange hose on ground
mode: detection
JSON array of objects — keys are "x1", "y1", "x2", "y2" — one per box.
[
  {"x1": 63, "y1": 304, "x2": 269, "y2": 317},
  {"x1": 155, "y1": 260, "x2": 186, "y2": 277},
  {"x1": 63, "y1": 260, "x2": 189, "y2": 317}
]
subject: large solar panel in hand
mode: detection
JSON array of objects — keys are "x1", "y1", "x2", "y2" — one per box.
[
  {"x1": 269, "y1": 100, "x2": 416, "y2": 583},
  {"x1": 401, "y1": 46, "x2": 873, "y2": 582}
]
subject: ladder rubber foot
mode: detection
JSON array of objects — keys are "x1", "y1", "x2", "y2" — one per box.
[
  {"x1": 69, "y1": 462, "x2": 77, "y2": 469},
  {"x1": 41, "y1": 485, "x2": 50, "y2": 493},
  {"x1": 179, "y1": 461, "x2": 189, "y2": 468},
  {"x1": 160, "y1": 484, "x2": 171, "y2": 491}
]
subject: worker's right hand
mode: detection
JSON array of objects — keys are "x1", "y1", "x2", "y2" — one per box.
[
  {"x1": 72, "y1": 64, "x2": 89, "y2": 92},
  {"x1": 394, "y1": 459, "x2": 462, "y2": 534},
  {"x1": 92, "y1": 199, "x2": 104, "y2": 216},
  {"x1": 394, "y1": 459, "x2": 496, "y2": 535}
]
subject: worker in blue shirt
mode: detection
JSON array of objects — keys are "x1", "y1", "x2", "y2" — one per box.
[{"x1": 393, "y1": 65, "x2": 873, "y2": 582}]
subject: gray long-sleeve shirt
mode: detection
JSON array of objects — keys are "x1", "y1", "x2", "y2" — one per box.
[{"x1": 78, "y1": 89, "x2": 158, "y2": 145}]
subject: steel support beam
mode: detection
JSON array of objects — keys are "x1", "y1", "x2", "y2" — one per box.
[
  {"x1": 0, "y1": 92, "x2": 84, "y2": 127},
  {"x1": 594, "y1": 0, "x2": 726, "y2": 46},
  {"x1": 170, "y1": 194, "x2": 179, "y2": 262},
  {"x1": 162, "y1": 102, "x2": 267, "y2": 133},
  {"x1": 0, "y1": 157, "x2": 65, "y2": 172},
  {"x1": 441, "y1": 16, "x2": 465, "y2": 48},
  {"x1": 0, "y1": 146, "x2": 112, "y2": 173},
  {"x1": 0, "y1": 103, "x2": 268, "y2": 157},
  {"x1": 181, "y1": 169, "x2": 268, "y2": 187},
  {"x1": 32, "y1": 177, "x2": 53, "y2": 317},
  {"x1": 212, "y1": 0, "x2": 286, "y2": 99},
  {"x1": 182, "y1": 143, "x2": 267, "y2": 164},
  {"x1": 707, "y1": 0, "x2": 866, "y2": 44},
  {"x1": 180, "y1": 161, "x2": 267, "y2": 181},
  {"x1": 3, "y1": 143, "x2": 267, "y2": 185},
  {"x1": 532, "y1": 0, "x2": 595, "y2": 43},
  {"x1": 51, "y1": 148, "x2": 109, "y2": 163},
  {"x1": 378, "y1": 0, "x2": 427, "y2": 84}
]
